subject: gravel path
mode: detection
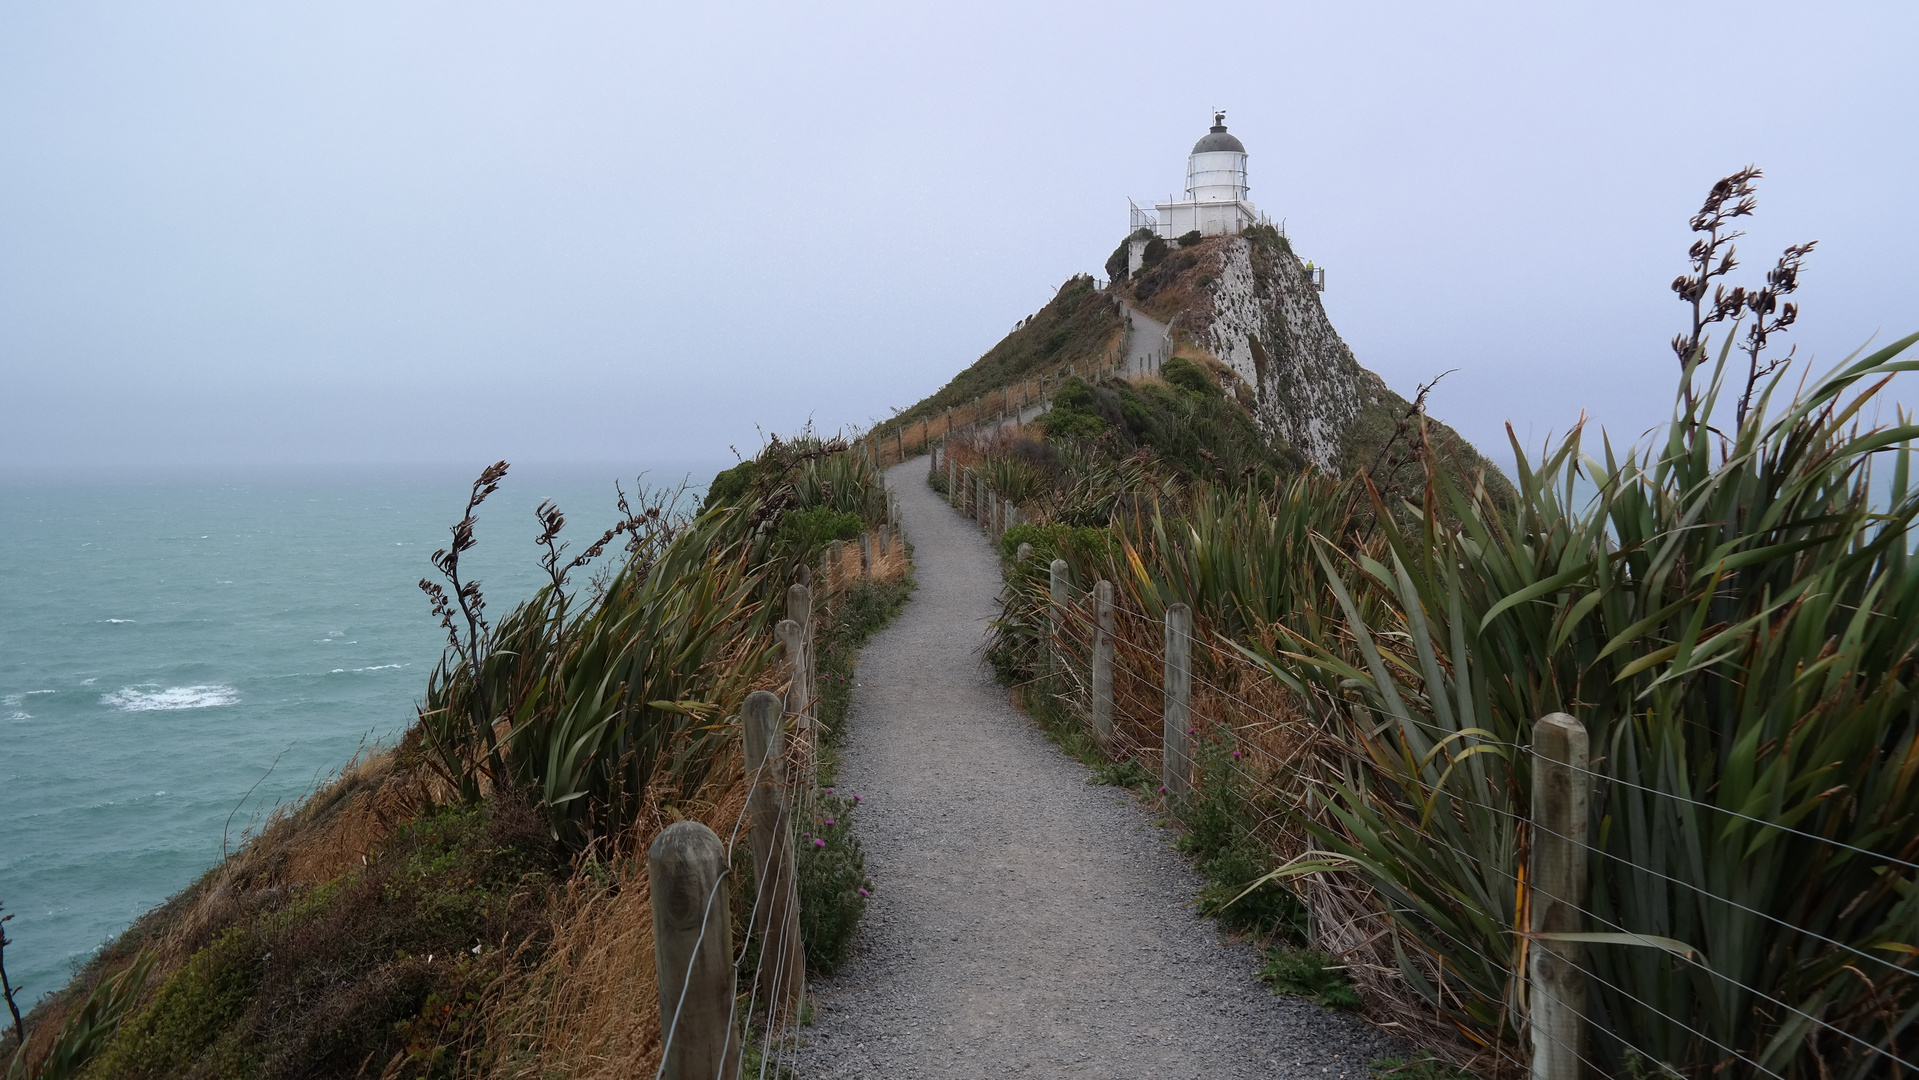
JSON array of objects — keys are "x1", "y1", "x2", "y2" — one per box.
[
  {"x1": 788, "y1": 460, "x2": 1395, "y2": 1079},
  {"x1": 1122, "y1": 303, "x2": 1171, "y2": 377}
]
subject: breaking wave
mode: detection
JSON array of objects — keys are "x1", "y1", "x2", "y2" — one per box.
[{"x1": 102, "y1": 684, "x2": 239, "y2": 712}]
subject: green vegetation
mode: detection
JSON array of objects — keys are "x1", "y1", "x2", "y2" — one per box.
[
  {"x1": 1178, "y1": 736, "x2": 1307, "y2": 940},
  {"x1": 986, "y1": 324, "x2": 1919, "y2": 1077},
  {"x1": 1249, "y1": 336, "x2": 1919, "y2": 1077},
  {"x1": 979, "y1": 177, "x2": 1918, "y2": 1079},
  {"x1": 1087, "y1": 760, "x2": 1153, "y2": 789},
  {"x1": 1261, "y1": 946, "x2": 1360, "y2": 1010},
  {"x1": 413, "y1": 433, "x2": 892, "y2": 851},
  {"x1": 417, "y1": 506, "x2": 766, "y2": 848},
  {"x1": 797, "y1": 791, "x2": 870, "y2": 976},
  {"x1": 10, "y1": 952, "x2": 154, "y2": 1080},
  {"x1": 1035, "y1": 364, "x2": 1303, "y2": 486},
  {"x1": 80, "y1": 802, "x2": 559, "y2": 1080},
  {"x1": 776, "y1": 506, "x2": 863, "y2": 550}
]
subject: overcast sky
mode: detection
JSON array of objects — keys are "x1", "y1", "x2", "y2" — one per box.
[{"x1": 2, "y1": 1, "x2": 1913, "y2": 475}]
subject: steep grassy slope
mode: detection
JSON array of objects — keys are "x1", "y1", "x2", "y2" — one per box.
[{"x1": 892, "y1": 274, "x2": 1124, "y2": 429}]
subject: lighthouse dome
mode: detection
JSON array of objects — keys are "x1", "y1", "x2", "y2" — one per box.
[{"x1": 1192, "y1": 123, "x2": 1245, "y2": 154}]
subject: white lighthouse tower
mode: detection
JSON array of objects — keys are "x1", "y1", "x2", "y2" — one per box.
[{"x1": 1147, "y1": 113, "x2": 1261, "y2": 239}]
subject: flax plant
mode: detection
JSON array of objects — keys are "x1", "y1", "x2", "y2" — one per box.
[
  {"x1": 417, "y1": 441, "x2": 888, "y2": 850},
  {"x1": 420, "y1": 507, "x2": 770, "y2": 848},
  {"x1": 1249, "y1": 334, "x2": 1919, "y2": 1078},
  {"x1": 1116, "y1": 475, "x2": 1355, "y2": 641}
]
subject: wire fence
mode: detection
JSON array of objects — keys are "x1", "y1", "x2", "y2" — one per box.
[
  {"x1": 648, "y1": 542, "x2": 893, "y2": 1079},
  {"x1": 971, "y1": 500, "x2": 1919, "y2": 1079}
]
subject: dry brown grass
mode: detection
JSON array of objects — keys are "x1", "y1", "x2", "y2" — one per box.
[
  {"x1": 477, "y1": 764, "x2": 752, "y2": 1080},
  {"x1": 821, "y1": 530, "x2": 909, "y2": 594}
]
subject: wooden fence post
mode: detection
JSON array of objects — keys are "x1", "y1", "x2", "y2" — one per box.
[
  {"x1": 1530, "y1": 713, "x2": 1590, "y2": 1080},
  {"x1": 776, "y1": 617, "x2": 812, "y2": 768},
  {"x1": 859, "y1": 533, "x2": 872, "y2": 581},
  {"x1": 1091, "y1": 580, "x2": 1115, "y2": 750},
  {"x1": 649, "y1": 820, "x2": 741, "y2": 1079},
  {"x1": 786, "y1": 583, "x2": 814, "y2": 723},
  {"x1": 948, "y1": 457, "x2": 958, "y2": 507},
  {"x1": 1162, "y1": 603, "x2": 1193, "y2": 799},
  {"x1": 787, "y1": 581, "x2": 811, "y2": 633},
  {"x1": 1016, "y1": 542, "x2": 1033, "y2": 564},
  {"x1": 1048, "y1": 558, "x2": 1069, "y2": 680},
  {"x1": 879, "y1": 522, "x2": 890, "y2": 556},
  {"x1": 742, "y1": 690, "x2": 805, "y2": 1023}
]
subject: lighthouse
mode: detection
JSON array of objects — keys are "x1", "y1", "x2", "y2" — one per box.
[{"x1": 1146, "y1": 113, "x2": 1262, "y2": 239}]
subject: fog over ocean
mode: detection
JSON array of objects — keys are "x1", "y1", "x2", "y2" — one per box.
[{"x1": 0, "y1": 463, "x2": 719, "y2": 1003}]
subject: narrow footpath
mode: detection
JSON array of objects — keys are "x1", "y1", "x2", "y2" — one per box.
[
  {"x1": 1121, "y1": 303, "x2": 1170, "y2": 377},
  {"x1": 790, "y1": 461, "x2": 1393, "y2": 1079}
]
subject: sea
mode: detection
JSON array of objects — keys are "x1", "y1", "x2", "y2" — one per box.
[{"x1": 0, "y1": 463, "x2": 720, "y2": 1008}]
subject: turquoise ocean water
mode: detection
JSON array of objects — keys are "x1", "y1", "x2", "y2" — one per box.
[{"x1": 0, "y1": 465, "x2": 716, "y2": 1006}]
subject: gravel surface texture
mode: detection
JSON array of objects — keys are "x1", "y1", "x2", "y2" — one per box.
[{"x1": 787, "y1": 460, "x2": 1396, "y2": 1079}]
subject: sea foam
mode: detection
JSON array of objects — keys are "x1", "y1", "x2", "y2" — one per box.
[{"x1": 102, "y1": 684, "x2": 239, "y2": 712}]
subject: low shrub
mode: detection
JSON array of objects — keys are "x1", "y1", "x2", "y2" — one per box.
[
  {"x1": 1088, "y1": 760, "x2": 1153, "y2": 789},
  {"x1": 1159, "y1": 356, "x2": 1219, "y2": 399},
  {"x1": 1177, "y1": 735, "x2": 1307, "y2": 940},
  {"x1": 798, "y1": 792, "x2": 870, "y2": 976},
  {"x1": 776, "y1": 506, "x2": 863, "y2": 553},
  {"x1": 1261, "y1": 945, "x2": 1360, "y2": 1011},
  {"x1": 996, "y1": 521, "x2": 1113, "y2": 571},
  {"x1": 701, "y1": 459, "x2": 760, "y2": 511}
]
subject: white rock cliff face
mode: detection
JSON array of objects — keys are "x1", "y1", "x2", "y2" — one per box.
[{"x1": 1198, "y1": 235, "x2": 1389, "y2": 474}]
